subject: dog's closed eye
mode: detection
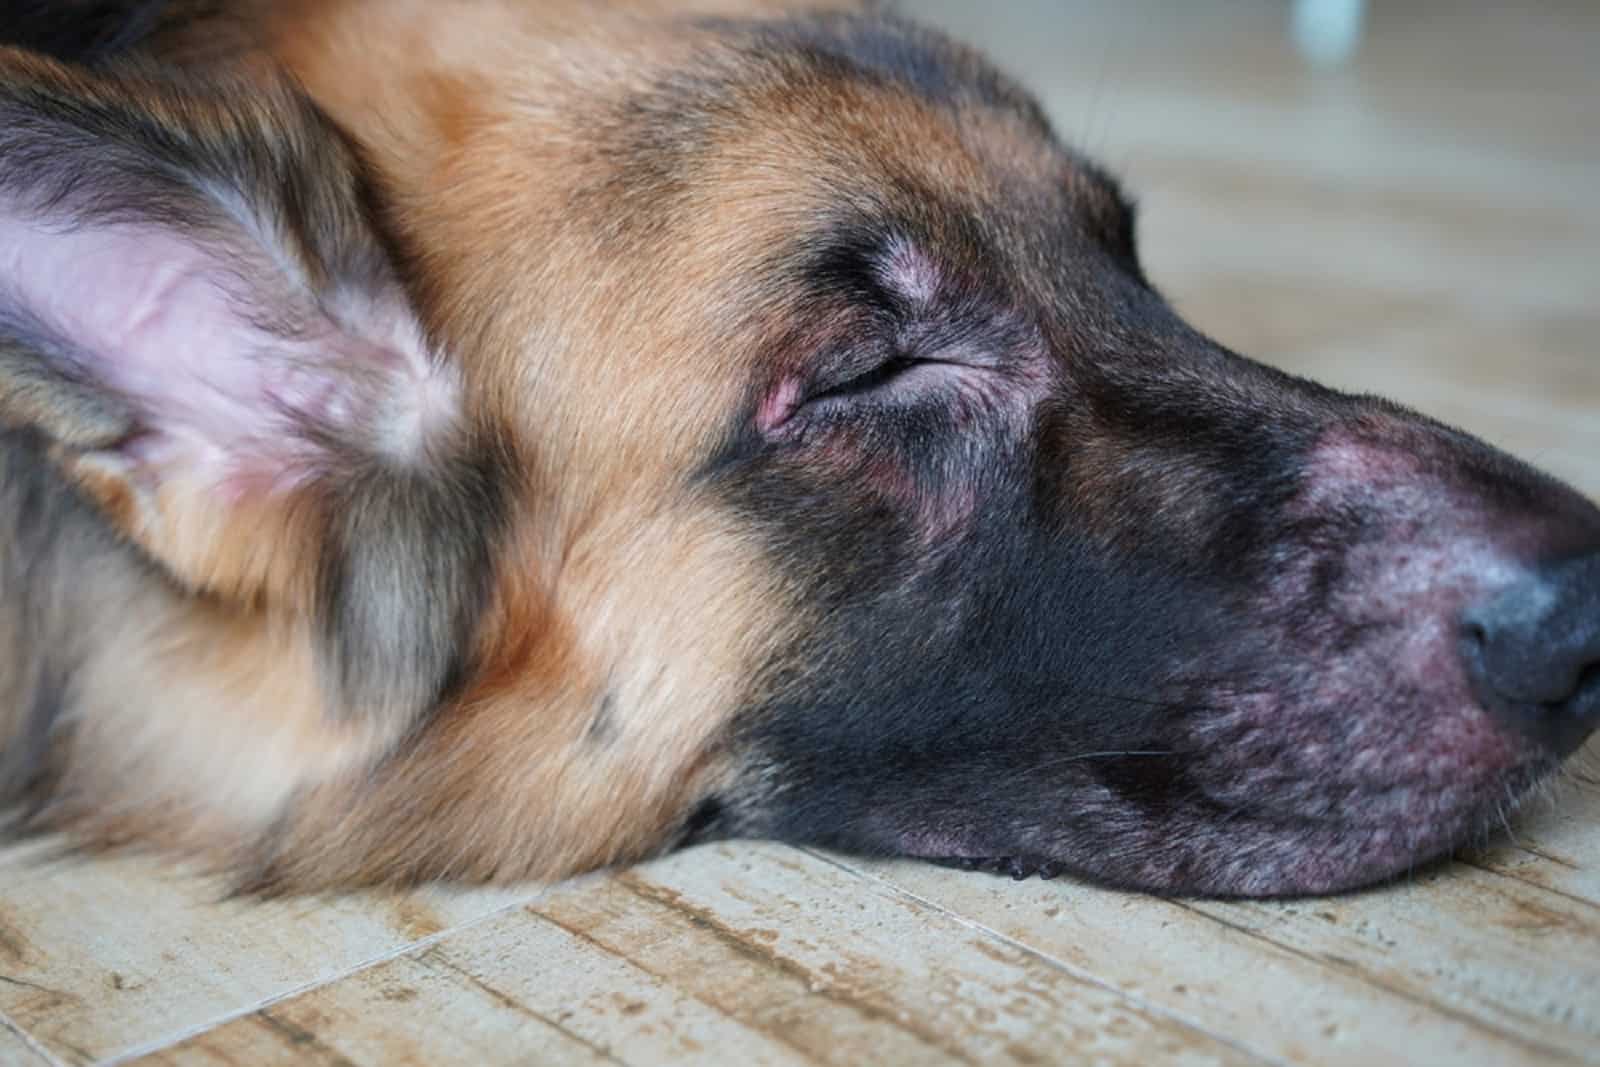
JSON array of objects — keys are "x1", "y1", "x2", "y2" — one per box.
[
  {"x1": 760, "y1": 347, "x2": 994, "y2": 441},
  {"x1": 805, "y1": 351, "x2": 928, "y2": 403}
]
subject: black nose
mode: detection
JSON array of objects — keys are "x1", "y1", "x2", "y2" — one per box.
[{"x1": 1462, "y1": 553, "x2": 1600, "y2": 755}]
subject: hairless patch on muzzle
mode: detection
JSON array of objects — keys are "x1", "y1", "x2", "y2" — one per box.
[
  {"x1": 0, "y1": 1, "x2": 1594, "y2": 897},
  {"x1": 669, "y1": 13, "x2": 1600, "y2": 895}
]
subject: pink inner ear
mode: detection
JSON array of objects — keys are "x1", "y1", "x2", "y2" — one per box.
[{"x1": 0, "y1": 207, "x2": 458, "y2": 495}]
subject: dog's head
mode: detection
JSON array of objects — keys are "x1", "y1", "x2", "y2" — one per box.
[{"x1": 2, "y1": 0, "x2": 1596, "y2": 895}]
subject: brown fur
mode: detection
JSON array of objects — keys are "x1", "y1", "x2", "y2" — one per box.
[
  {"x1": 4, "y1": 0, "x2": 1596, "y2": 898},
  {"x1": 0, "y1": 0, "x2": 888, "y2": 888}
]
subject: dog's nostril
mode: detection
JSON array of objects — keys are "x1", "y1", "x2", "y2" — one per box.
[
  {"x1": 1461, "y1": 551, "x2": 1600, "y2": 755},
  {"x1": 1460, "y1": 620, "x2": 1489, "y2": 653},
  {"x1": 1565, "y1": 661, "x2": 1600, "y2": 709}
]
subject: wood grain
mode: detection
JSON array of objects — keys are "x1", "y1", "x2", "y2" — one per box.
[
  {"x1": 141, "y1": 846, "x2": 1260, "y2": 1067},
  {"x1": 3, "y1": 1, "x2": 1598, "y2": 1064},
  {"x1": 0, "y1": 851, "x2": 536, "y2": 1064}
]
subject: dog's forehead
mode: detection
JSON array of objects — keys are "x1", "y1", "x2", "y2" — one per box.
[
  {"x1": 701, "y1": 9, "x2": 1049, "y2": 121},
  {"x1": 669, "y1": 12, "x2": 1120, "y2": 207},
  {"x1": 599, "y1": 11, "x2": 1134, "y2": 322},
  {"x1": 237, "y1": 2, "x2": 1133, "y2": 451}
]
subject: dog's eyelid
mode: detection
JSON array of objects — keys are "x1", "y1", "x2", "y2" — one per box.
[
  {"x1": 806, "y1": 351, "x2": 926, "y2": 403},
  {"x1": 757, "y1": 342, "x2": 965, "y2": 439}
]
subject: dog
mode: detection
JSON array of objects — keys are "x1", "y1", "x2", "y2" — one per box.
[{"x1": 0, "y1": 0, "x2": 1596, "y2": 897}]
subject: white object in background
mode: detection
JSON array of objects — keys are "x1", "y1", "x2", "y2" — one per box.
[{"x1": 1291, "y1": 0, "x2": 1367, "y2": 67}]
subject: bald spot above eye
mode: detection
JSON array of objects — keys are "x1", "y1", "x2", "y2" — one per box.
[{"x1": 876, "y1": 236, "x2": 942, "y2": 308}]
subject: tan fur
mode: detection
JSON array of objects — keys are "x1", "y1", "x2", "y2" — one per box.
[
  {"x1": 214, "y1": 0, "x2": 859, "y2": 884},
  {"x1": 1, "y1": 0, "x2": 1130, "y2": 889},
  {"x1": 3, "y1": 0, "x2": 900, "y2": 887},
  {"x1": 0, "y1": 434, "x2": 382, "y2": 852}
]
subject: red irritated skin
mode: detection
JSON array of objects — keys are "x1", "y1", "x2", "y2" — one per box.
[
  {"x1": 753, "y1": 237, "x2": 1051, "y2": 548},
  {"x1": 704, "y1": 200, "x2": 1600, "y2": 895},
  {"x1": 1, "y1": 1, "x2": 1598, "y2": 897}
]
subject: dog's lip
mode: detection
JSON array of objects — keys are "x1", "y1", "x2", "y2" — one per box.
[
  {"x1": 901, "y1": 757, "x2": 1558, "y2": 895},
  {"x1": 1220, "y1": 762, "x2": 1553, "y2": 828}
]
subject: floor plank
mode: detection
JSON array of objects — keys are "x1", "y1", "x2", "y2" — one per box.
[
  {"x1": 0, "y1": 1016, "x2": 55, "y2": 1067},
  {"x1": 1186, "y1": 865, "x2": 1600, "y2": 1063},
  {"x1": 1463, "y1": 777, "x2": 1600, "y2": 904},
  {"x1": 141, "y1": 846, "x2": 1261, "y2": 1067},
  {"x1": 4, "y1": 1, "x2": 1599, "y2": 1064},
  {"x1": 839, "y1": 854, "x2": 1572, "y2": 1066},
  {"x1": 137, "y1": 902, "x2": 801, "y2": 1067},
  {"x1": 0, "y1": 850, "x2": 536, "y2": 1065},
  {"x1": 561, "y1": 844, "x2": 1259, "y2": 1066}
]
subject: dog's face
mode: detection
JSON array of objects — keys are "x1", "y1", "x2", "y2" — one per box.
[{"x1": 2, "y1": 0, "x2": 1597, "y2": 896}]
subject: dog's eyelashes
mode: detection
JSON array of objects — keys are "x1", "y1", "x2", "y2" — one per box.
[
  {"x1": 804, "y1": 354, "x2": 927, "y2": 405},
  {"x1": 760, "y1": 354, "x2": 966, "y2": 438}
]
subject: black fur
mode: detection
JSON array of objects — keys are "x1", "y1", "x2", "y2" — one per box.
[
  {"x1": 683, "y1": 17, "x2": 1600, "y2": 896},
  {"x1": 319, "y1": 443, "x2": 511, "y2": 727},
  {"x1": 0, "y1": 1, "x2": 171, "y2": 63}
]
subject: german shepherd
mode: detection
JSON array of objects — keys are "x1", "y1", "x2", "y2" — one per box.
[{"x1": 1, "y1": 0, "x2": 1596, "y2": 897}]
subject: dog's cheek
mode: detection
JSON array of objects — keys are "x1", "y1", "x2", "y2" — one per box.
[{"x1": 216, "y1": 499, "x2": 796, "y2": 889}]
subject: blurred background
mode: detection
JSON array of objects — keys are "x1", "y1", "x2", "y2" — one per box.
[{"x1": 913, "y1": 0, "x2": 1599, "y2": 501}]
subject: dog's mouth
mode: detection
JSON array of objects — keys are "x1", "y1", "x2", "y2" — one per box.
[
  {"x1": 918, "y1": 426, "x2": 1600, "y2": 896},
  {"x1": 871, "y1": 657, "x2": 1565, "y2": 896},
  {"x1": 909, "y1": 755, "x2": 1561, "y2": 897},
  {"x1": 920, "y1": 791, "x2": 1558, "y2": 894}
]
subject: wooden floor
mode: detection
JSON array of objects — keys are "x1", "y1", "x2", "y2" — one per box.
[{"x1": 4, "y1": 2, "x2": 1599, "y2": 1064}]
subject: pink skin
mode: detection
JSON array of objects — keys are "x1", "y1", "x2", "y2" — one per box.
[
  {"x1": 756, "y1": 376, "x2": 807, "y2": 436},
  {"x1": 759, "y1": 240, "x2": 1050, "y2": 546},
  {"x1": 0, "y1": 204, "x2": 454, "y2": 498},
  {"x1": 2, "y1": 212, "x2": 326, "y2": 490},
  {"x1": 1202, "y1": 431, "x2": 1545, "y2": 789},
  {"x1": 1163, "y1": 430, "x2": 1562, "y2": 892},
  {"x1": 884, "y1": 426, "x2": 1569, "y2": 896}
]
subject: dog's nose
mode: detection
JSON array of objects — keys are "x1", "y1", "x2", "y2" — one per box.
[{"x1": 1462, "y1": 552, "x2": 1600, "y2": 755}]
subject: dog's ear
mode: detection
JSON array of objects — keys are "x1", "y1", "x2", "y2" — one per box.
[{"x1": 0, "y1": 48, "x2": 506, "y2": 732}]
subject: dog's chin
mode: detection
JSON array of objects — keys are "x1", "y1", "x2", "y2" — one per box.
[
  {"x1": 884, "y1": 686, "x2": 1561, "y2": 897},
  {"x1": 905, "y1": 757, "x2": 1556, "y2": 897}
]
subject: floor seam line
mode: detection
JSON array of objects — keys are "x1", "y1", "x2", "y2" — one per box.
[
  {"x1": 795, "y1": 848, "x2": 1283, "y2": 1067},
  {"x1": 93, "y1": 890, "x2": 548, "y2": 1066},
  {"x1": 0, "y1": 1005, "x2": 67, "y2": 1067}
]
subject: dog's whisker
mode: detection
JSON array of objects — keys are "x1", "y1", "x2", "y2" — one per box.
[
  {"x1": 0, "y1": 0, "x2": 1595, "y2": 904},
  {"x1": 1030, "y1": 749, "x2": 1175, "y2": 772},
  {"x1": 1056, "y1": 687, "x2": 1229, "y2": 716}
]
